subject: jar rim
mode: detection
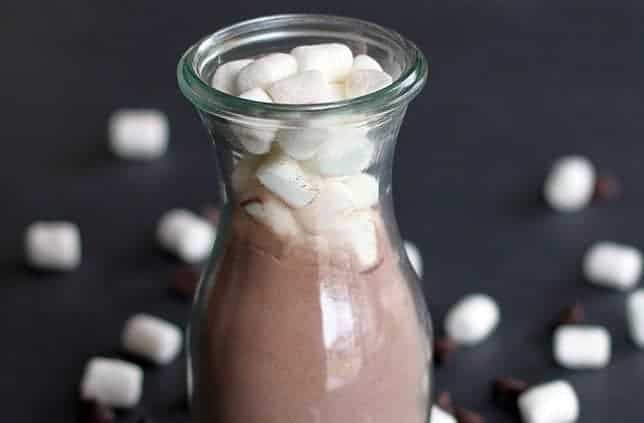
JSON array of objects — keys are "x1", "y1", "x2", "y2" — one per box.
[{"x1": 177, "y1": 14, "x2": 429, "y2": 119}]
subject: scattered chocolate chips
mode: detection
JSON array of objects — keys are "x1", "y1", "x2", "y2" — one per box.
[
  {"x1": 81, "y1": 401, "x2": 114, "y2": 423},
  {"x1": 434, "y1": 336, "x2": 457, "y2": 365},
  {"x1": 594, "y1": 173, "x2": 621, "y2": 201},
  {"x1": 553, "y1": 302, "x2": 585, "y2": 329},
  {"x1": 436, "y1": 390, "x2": 454, "y2": 414},
  {"x1": 170, "y1": 266, "x2": 200, "y2": 299},
  {"x1": 454, "y1": 407, "x2": 485, "y2": 423},
  {"x1": 492, "y1": 376, "x2": 528, "y2": 406}
]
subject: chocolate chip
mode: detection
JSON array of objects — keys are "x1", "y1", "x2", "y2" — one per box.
[
  {"x1": 454, "y1": 407, "x2": 485, "y2": 423},
  {"x1": 170, "y1": 266, "x2": 200, "y2": 299},
  {"x1": 594, "y1": 174, "x2": 621, "y2": 201},
  {"x1": 436, "y1": 390, "x2": 454, "y2": 414},
  {"x1": 492, "y1": 376, "x2": 528, "y2": 405},
  {"x1": 81, "y1": 401, "x2": 114, "y2": 423},
  {"x1": 554, "y1": 302, "x2": 585, "y2": 329},
  {"x1": 433, "y1": 336, "x2": 457, "y2": 365}
]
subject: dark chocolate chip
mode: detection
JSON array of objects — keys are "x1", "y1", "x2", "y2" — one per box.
[
  {"x1": 554, "y1": 302, "x2": 585, "y2": 329},
  {"x1": 170, "y1": 266, "x2": 200, "y2": 299},
  {"x1": 492, "y1": 376, "x2": 528, "y2": 405},
  {"x1": 454, "y1": 407, "x2": 485, "y2": 423},
  {"x1": 436, "y1": 390, "x2": 454, "y2": 414},
  {"x1": 594, "y1": 174, "x2": 621, "y2": 201},
  {"x1": 434, "y1": 336, "x2": 457, "y2": 365},
  {"x1": 81, "y1": 401, "x2": 114, "y2": 423}
]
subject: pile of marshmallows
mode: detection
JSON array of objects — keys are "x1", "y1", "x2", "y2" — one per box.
[{"x1": 211, "y1": 44, "x2": 395, "y2": 271}]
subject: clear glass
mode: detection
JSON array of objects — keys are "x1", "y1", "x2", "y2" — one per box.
[{"x1": 178, "y1": 14, "x2": 432, "y2": 423}]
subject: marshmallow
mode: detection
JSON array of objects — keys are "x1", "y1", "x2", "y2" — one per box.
[
  {"x1": 157, "y1": 209, "x2": 216, "y2": 263},
  {"x1": 238, "y1": 87, "x2": 273, "y2": 103},
  {"x1": 236, "y1": 53, "x2": 298, "y2": 93},
  {"x1": 330, "y1": 211, "x2": 379, "y2": 271},
  {"x1": 276, "y1": 128, "x2": 330, "y2": 160},
  {"x1": 267, "y1": 70, "x2": 334, "y2": 104},
  {"x1": 295, "y1": 180, "x2": 357, "y2": 232},
  {"x1": 543, "y1": 156, "x2": 595, "y2": 212},
  {"x1": 211, "y1": 59, "x2": 254, "y2": 94},
  {"x1": 80, "y1": 358, "x2": 143, "y2": 408},
  {"x1": 231, "y1": 156, "x2": 261, "y2": 194},
  {"x1": 108, "y1": 109, "x2": 169, "y2": 160},
  {"x1": 404, "y1": 240, "x2": 423, "y2": 277},
  {"x1": 243, "y1": 195, "x2": 300, "y2": 238},
  {"x1": 352, "y1": 54, "x2": 383, "y2": 72},
  {"x1": 345, "y1": 69, "x2": 393, "y2": 99},
  {"x1": 290, "y1": 43, "x2": 353, "y2": 82},
  {"x1": 553, "y1": 325, "x2": 611, "y2": 370},
  {"x1": 230, "y1": 88, "x2": 277, "y2": 154},
  {"x1": 583, "y1": 241, "x2": 642, "y2": 290},
  {"x1": 445, "y1": 294, "x2": 500, "y2": 346},
  {"x1": 256, "y1": 153, "x2": 319, "y2": 208},
  {"x1": 627, "y1": 290, "x2": 644, "y2": 348},
  {"x1": 518, "y1": 380, "x2": 579, "y2": 423},
  {"x1": 430, "y1": 406, "x2": 457, "y2": 423},
  {"x1": 328, "y1": 83, "x2": 346, "y2": 101},
  {"x1": 24, "y1": 221, "x2": 81, "y2": 271},
  {"x1": 122, "y1": 314, "x2": 183, "y2": 365},
  {"x1": 338, "y1": 173, "x2": 379, "y2": 209},
  {"x1": 306, "y1": 129, "x2": 374, "y2": 177}
]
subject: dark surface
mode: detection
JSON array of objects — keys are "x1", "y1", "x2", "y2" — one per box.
[{"x1": 2, "y1": 0, "x2": 644, "y2": 421}]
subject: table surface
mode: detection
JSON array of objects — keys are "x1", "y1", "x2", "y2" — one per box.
[{"x1": 2, "y1": 0, "x2": 644, "y2": 421}]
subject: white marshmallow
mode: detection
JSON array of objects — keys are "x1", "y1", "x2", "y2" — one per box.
[
  {"x1": 290, "y1": 43, "x2": 353, "y2": 82},
  {"x1": 267, "y1": 70, "x2": 334, "y2": 104},
  {"x1": 583, "y1": 241, "x2": 642, "y2": 290},
  {"x1": 295, "y1": 180, "x2": 357, "y2": 232},
  {"x1": 276, "y1": 128, "x2": 330, "y2": 160},
  {"x1": 626, "y1": 289, "x2": 644, "y2": 348},
  {"x1": 243, "y1": 195, "x2": 300, "y2": 238},
  {"x1": 157, "y1": 209, "x2": 216, "y2": 263},
  {"x1": 345, "y1": 69, "x2": 393, "y2": 99},
  {"x1": 518, "y1": 380, "x2": 579, "y2": 423},
  {"x1": 404, "y1": 240, "x2": 423, "y2": 277},
  {"x1": 445, "y1": 294, "x2": 500, "y2": 346},
  {"x1": 306, "y1": 129, "x2": 374, "y2": 176},
  {"x1": 108, "y1": 109, "x2": 169, "y2": 160},
  {"x1": 328, "y1": 83, "x2": 346, "y2": 101},
  {"x1": 231, "y1": 156, "x2": 261, "y2": 194},
  {"x1": 352, "y1": 54, "x2": 383, "y2": 72},
  {"x1": 80, "y1": 358, "x2": 143, "y2": 408},
  {"x1": 211, "y1": 59, "x2": 254, "y2": 95},
  {"x1": 430, "y1": 406, "x2": 457, "y2": 423},
  {"x1": 24, "y1": 221, "x2": 81, "y2": 271},
  {"x1": 553, "y1": 325, "x2": 611, "y2": 370},
  {"x1": 543, "y1": 156, "x2": 595, "y2": 212},
  {"x1": 238, "y1": 87, "x2": 273, "y2": 103},
  {"x1": 231, "y1": 88, "x2": 277, "y2": 154},
  {"x1": 329, "y1": 211, "x2": 379, "y2": 271},
  {"x1": 122, "y1": 314, "x2": 183, "y2": 365},
  {"x1": 256, "y1": 153, "x2": 319, "y2": 208},
  {"x1": 338, "y1": 173, "x2": 379, "y2": 209},
  {"x1": 236, "y1": 53, "x2": 298, "y2": 93}
]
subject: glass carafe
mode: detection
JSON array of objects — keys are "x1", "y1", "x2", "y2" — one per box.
[{"x1": 178, "y1": 14, "x2": 432, "y2": 423}]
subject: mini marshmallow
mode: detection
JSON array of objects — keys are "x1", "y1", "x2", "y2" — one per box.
[
  {"x1": 306, "y1": 129, "x2": 374, "y2": 176},
  {"x1": 404, "y1": 240, "x2": 423, "y2": 277},
  {"x1": 243, "y1": 195, "x2": 300, "y2": 238},
  {"x1": 543, "y1": 155, "x2": 595, "y2": 212},
  {"x1": 211, "y1": 59, "x2": 254, "y2": 94},
  {"x1": 352, "y1": 54, "x2": 383, "y2": 72},
  {"x1": 518, "y1": 380, "x2": 579, "y2": 423},
  {"x1": 627, "y1": 289, "x2": 644, "y2": 348},
  {"x1": 157, "y1": 209, "x2": 216, "y2": 263},
  {"x1": 290, "y1": 43, "x2": 354, "y2": 82},
  {"x1": 231, "y1": 156, "x2": 261, "y2": 194},
  {"x1": 122, "y1": 314, "x2": 183, "y2": 365},
  {"x1": 80, "y1": 358, "x2": 143, "y2": 408},
  {"x1": 330, "y1": 211, "x2": 379, "y2": 271},
  {"x1": 339, "y1": 173, "x2": 379, "y2": 209},
  {"x1": 256, "y1": 153, "x2": 319, "y2": 208},
  {"x1": 238, "y1": 87, "x2": 273, "y2": 103},
  {"x1": 553, "y1": 325, "x2": 611, "y2": 370},
  {"x1": 583, "y1": 241, "x2": 642, "y2": 290},
  {"x1": 231, "y1": 88, "x2": 277, "y2": 154},
  {"x1": 276, "y1": 128, "x2": 330, "y2": 160},
  {"x1": 445, "y1": 294, "x2": 500, "y2": 346},
  {"x1": 236, "y1": 53, "x2": 298, "y2": 93},
  {"x1": 295, "y1": 180, "x2": 357, "y2": 232},
  {"x1": 430, "y1": 406, "x2": 457, "y2": 423},
  {"x1": 345, "y1": 69, "x2": 393, "y2": 99},
  {"x1": 328, "y1": 83, "x2": 346, "y2": 101},
  {"x1": 267, "y1": 70, "x2": 334, "y2": 104},
  {"x1": 108, "y1": 109, "x2": 169, "y2": 160},
  {"x1": 24, "y1": 221, "x2": 81, "y2": 271}
]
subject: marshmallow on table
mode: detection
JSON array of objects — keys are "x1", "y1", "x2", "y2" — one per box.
[
  {"x1": 338, "y1": 173, "x2": 379, "y2": 209},
  {"x1": 108, "y1": 109, "x2": 169, "y2": 160},
  {"x1": 553, "y1": 325, "x2": 611, "y2": 370},
  {"x1": 352, "y1": 54, "x2": 384, "y2": 72},
  {"x1": 518, "y1": 380, "x2": 579, "y2": 423},
  {"x1": 122, "y1": 314, "x2": 183, "y2": 365},
  {"x1": 236, "y1": 53, "x2": 298, "y2": 93},
  {"x1": 583, "y1": 241, "x2": 642, "y2": 290},
  {"x1": 267, "y1": 70, "x2": 334, "y2": 104},
  {"x1": 627, "y1": 289, "x2": 644, "y2": 348},
  {"x1": 243, "y1": 194, "x2": 300, "y2": 238},
  {"x1": 444, "y1": 293, "x2": 500, "y2": 346},
  {"x1": 81, "y1": 358, "x2": 143, "y2": 408},
  {"x1": 345, "y1": 69, "x2": 393, "y2": 99},
  {"x1": 256, "y1": 153, "x2": 319, "y2": 208},
  {"x1": 211, "y1": 59, "x2": 254, "y2": 95},
  {"x1": 276, "y1": 127, "x2": 330, "y2": 160},
  {"x1": 306, "y1": 128, "x2": 374, "y2": 177},
  {"x1": 157, "y1": 209, "x2": 216, "y2": 263},
  {"x1": 404, "y1": 240, "x2": 423, "y2": 277},
  {"x1": 295, "y1": 180, "x2": 357, "y2": 232},
  {"x1": 543, "y1": 155, "x2": 595, "y2": 212},
  {"x1": 24, "y1": 221, "x2": 81, "y2": 271},
  {"x1": 291, "y1": 43, "x2": 354, "y2": 82},
  {"x1": 430, "y1": 406, "x2": 457, "y2": 423}
]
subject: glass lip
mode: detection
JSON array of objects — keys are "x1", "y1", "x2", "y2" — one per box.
[{"x1": 177, "y1": 14, "x2": 429, "y2": 119}]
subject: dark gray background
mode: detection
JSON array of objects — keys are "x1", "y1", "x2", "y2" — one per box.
[{"x1": 2, "y1": 0, "x2": 643, "y2": 421}]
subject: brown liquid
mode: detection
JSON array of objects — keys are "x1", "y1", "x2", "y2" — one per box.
[{"x1": 195, "y1": 210, "x2": 430, "y2": 423}]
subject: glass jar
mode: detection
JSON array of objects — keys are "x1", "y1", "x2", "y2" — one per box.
[{"x1": 178, "y1": 14, "x2": 432, "y2": 423}]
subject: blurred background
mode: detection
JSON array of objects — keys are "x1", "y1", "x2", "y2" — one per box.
[{"x1": 2, "y1": 0, "x2": 644, "y2": 421}]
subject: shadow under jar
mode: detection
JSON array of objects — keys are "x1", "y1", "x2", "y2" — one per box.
[{"x1": 178, "y1": 14, "x2": 432, "y2": 423}]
